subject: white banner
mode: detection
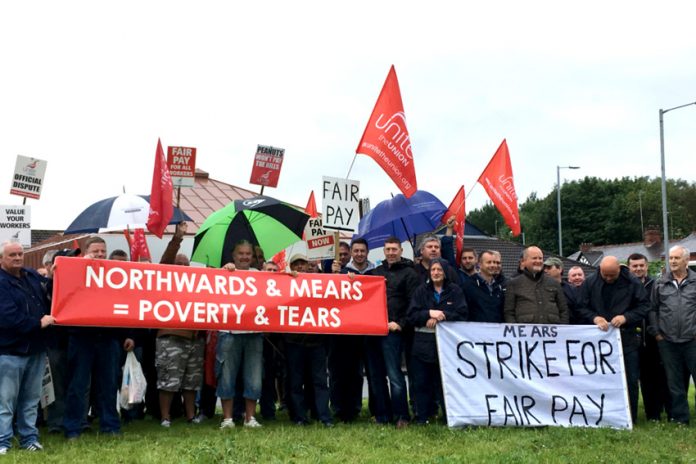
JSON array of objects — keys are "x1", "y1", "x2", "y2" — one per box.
[
  {"x1": 437, "y1": 322, "x2": 632, "y2": 429},
  {"x1": 0, "y1": 205, "x2": 31, "y2": 247}
]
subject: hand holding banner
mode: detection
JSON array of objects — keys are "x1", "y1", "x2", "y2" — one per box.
[{"x1": 51, "y1": 257, "x2": 388, "y2": 335}]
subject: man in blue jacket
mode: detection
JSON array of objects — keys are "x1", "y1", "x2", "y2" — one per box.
[
  {"x1": 461, "y1": 250, "x2": 505, "y2": 323},
  {"x1": 0, "y1": 240, "x2": 55, "y2": 455}
]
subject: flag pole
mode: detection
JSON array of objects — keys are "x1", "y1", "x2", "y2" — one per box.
[{"x1": 345, "y1": 154, "x2": 358, "y2": 179}]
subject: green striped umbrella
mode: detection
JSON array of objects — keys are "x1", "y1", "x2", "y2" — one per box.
[{"x1": 191, "y1": 196, "x2": 309, "y2": 268}]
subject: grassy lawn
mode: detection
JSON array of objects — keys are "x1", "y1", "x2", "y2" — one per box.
[{"x1": 4, "y1": 406, "x2": 696, "y2": 464}]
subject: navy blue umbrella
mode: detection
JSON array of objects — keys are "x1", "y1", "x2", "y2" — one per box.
[
  {"x1": 353, "y1": 190, "x2": 446, "y2": 250},
  {"x1": 64, "y1": 193, "x2": 191, "y2": 234}
]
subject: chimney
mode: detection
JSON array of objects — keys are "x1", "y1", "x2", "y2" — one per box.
[
  {"x1": 194, "y1": 168, "x2": 209, "y2": 180},
  {"x1": 644, "y1": 226, "x2": 662, "y2": 248},
  {"x1": 580, "y1": 243, "x2": 593, "y2": 253}
]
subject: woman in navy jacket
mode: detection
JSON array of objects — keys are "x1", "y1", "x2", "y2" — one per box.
[{"x1": 407, "y1": 258, "x2": 468, "y2": 424}]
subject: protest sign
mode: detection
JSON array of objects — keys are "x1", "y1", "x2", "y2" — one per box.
[
  {"x1": 10, "y1": 155, "x2": 47, "y2": 200},
  {"x1": 40, "y1": 356, "x2": 55, "y2": 408},
  {"x1": 0, "y1": 205, "x2": 31, "y2": 247},
  {"x1": 250, "y1": 145, "x2": 284, "y2": 188},
  {"x1": 51, "y1": 257, "x2": 388, "y2": 335},
  {"x1": 304, "y1": 217, "x2": 335, "y2": 260},
  {"x1": 437, "y1": 322, "x2": 632, "y2": 429},
  {"x1": 321, "y1": 176, "x2": 360, "y2": 233},
  {"x1": 167, "y1": 146, "x2": 196, "y2": 188}
]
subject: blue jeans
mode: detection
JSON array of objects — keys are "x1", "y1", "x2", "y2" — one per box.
[
  {"x1": 63, "y1": 336, "x2": 122, "y2": 437},
  {"x1": 658, "y1": 339, "x2": 696, "y2": 424},
  {"x1": 0, "y1": 353, "x2": 45, "y2": 449},
  {"x1": 365, "y1": 333, "x2": 410, "y2": 422},
  {"x1": 215, "y1": 333, "x2": 263, "y2": 400}
]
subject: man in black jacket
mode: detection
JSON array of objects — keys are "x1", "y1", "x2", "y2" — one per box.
[
  {"x1": 576, "y1": 255, "x2": 650, "y2": 424},
  {"x1": 365, "y1": 237, "x2": 419, "y2": 427},
  {"x1": 627, "y1": 253, "x2": 670, "y2": 421}
]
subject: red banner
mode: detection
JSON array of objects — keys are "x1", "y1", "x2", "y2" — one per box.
[
  {"x1": 477, "y1": 139, "x2": 521, "y2": 236},
  {"x1": 250, "y1": 145, "x2": 284, "y2": 188},
  {"x1": 356, "y1": 65, "x2": 417, "y2": 198},
  {"x1": 51, "y1": 258, "x2": 388, "y2": 335}
]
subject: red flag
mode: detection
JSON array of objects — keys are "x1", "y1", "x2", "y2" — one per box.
[
  {"x1": 72, "y1": 239, "x2": 80, "y2": 252},
  {"x1": 271, "y1": 249, "x2": 287, "y2": 271},
  {"x1": 477, "y1": 139, "x2": 521, "y2": 236},
  {"x1": 130, "y1": 228, "x2": 151, "y2": 262},
  {"x1": 305, "y1": 191, "x2": 318, "y2": 218},
  {"x1": 442, "y1": 186, "x2": 466, "y2": 264},
  {"x1": 356, "y1": 65, "x2": 417, "y2": 198},
  {"x1": 147, "y1": 138, "x2": 174, "y2": 238}
]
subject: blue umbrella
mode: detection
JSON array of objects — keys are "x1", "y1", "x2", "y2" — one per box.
[
  {"x1": 64, "y1": 193, "x2": 191, "y2": 234},
  {"x1": 354, "y1": 190, "x2": 446, "y2": 250}
]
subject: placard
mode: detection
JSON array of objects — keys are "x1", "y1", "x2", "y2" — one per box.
[
  {"x1": 250, "y1": 145, "x2": 284, "y2": 188},
  {"x1": 10, "y1": 155, "x2": 47, "y2": 200},
  {"x1": 167, "y1": 146, "x2": 196, "y2": 188},
  {"x1": 0, "y1": 205, "x2": 31, "y2": 247},
  {"x1": 321, "y1": 176, "x2": 360, "y2": 233}
]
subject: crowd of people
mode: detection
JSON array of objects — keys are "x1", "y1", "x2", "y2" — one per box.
[{"x1": 1, "y1": 218, "x2": 695, "y2": 454}]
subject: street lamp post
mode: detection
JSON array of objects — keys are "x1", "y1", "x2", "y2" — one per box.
[
  {"x1": 557, "y1": 165, "x2": 580, "y2": 257},
  {"x1": 659, "y1": 101, "x2": 696, "y2": 260}
]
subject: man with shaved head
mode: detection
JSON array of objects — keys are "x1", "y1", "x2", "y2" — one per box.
[
  {"x1": 504, "y1": 246, "x2": 569, "y2": 324},
  {"x1": 576, "y1": 255, "x2": 650, "y2": 424}
]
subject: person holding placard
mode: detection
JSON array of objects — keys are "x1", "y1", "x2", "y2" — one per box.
[{"x1": 407, "y1": 258, "x2": 468, "y2": 424}]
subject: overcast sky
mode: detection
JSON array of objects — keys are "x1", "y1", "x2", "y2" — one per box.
[{"x1": 2, "y1": 1, "x2": 695, "y2": 230}]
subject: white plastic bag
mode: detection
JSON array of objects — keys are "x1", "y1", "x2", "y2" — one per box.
[{"x1": 119, "y1": 351, "x2": 147, "y2": 410}]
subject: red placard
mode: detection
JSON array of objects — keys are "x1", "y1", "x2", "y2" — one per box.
[
  {"x1": 167, "y1": 146, "x2": 196, "y2": 188},
  {"x1": 249, "y1": 145, "x2": 284, "y2": 188},
  {"x1": 51, "y1": 257, "x2": 388, "y2": 335}
]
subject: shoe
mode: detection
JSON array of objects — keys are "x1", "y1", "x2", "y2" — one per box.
[
  {"x1": 295, "y1": 420, "x2": 308, "y2": 426},
  {"x1": 396, "y1": 419, "x2": 409, "y2": 429},
  {"x1": 220, "y1": 418, "x2": 235, "y2": 429},
  {"x1": 189, "y1": 414, "x2": 205, "y2": 424},
  {"x1": 244, "y1": 416, "x2": 262, "y2": 428},
  {"x1": 322, "y1": 421, "x2": 335, "y2": 428},
  {"x1": 0, "y1": 447, "x2": 7, "y2": 455},
  {"x1": 24, "y1": 442, "x2": 44, "y2": 452},
  {"x1": 160, "y1": 419, "x2": 171, "y2": 428}
]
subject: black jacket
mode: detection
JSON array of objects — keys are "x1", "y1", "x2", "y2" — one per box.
[
  {"x1": 369, "y1": 258, "x2": 420, "y2": 329},
  {"x1": 461, "y1": 273, "x2": 505, "y2": 323},
  {"x1": 576, "y1": 266, "x2": 649, "y2": 350},
  {"x1": 407, "y1": 276, "x2": 468, "y2": 363}
]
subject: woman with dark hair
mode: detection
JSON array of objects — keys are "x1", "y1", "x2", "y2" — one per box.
[{"x1": 407, "y1": 258, "x2": 468, "y2": 424}]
